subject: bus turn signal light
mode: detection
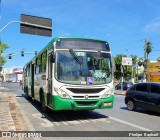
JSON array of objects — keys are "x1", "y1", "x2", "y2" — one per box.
[{"x1": 104, "y1": 102, "x2": 112, "y2": 106}]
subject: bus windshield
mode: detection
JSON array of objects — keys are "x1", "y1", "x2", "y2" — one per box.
[{"x1": 55, "y1": 50, "x2": 112, "y2": 85}]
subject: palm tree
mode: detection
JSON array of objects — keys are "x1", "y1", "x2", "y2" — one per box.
[
  {"x1": 144, "y1": 40, "x2": 152, "y2": 81},
  {"x1": 145, "y1": 40, "x2": 152, "y2": 62}
]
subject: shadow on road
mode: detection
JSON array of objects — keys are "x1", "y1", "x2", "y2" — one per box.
[
  {"x1": 120, "y1": 106, "x2": 160, "y2": 116},
  {"x1": 21, "y1": 93, "x2": 108, "y2": 122},
  {"x1": 120, "y1": 107, "x2": 128, "y2": 110}
]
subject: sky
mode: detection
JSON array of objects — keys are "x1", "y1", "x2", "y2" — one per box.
[{"x1": 1, "y1": 0, "x2": 160, "y2": 68}]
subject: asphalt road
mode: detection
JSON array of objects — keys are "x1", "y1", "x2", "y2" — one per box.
[{"x1": 1, "y1": 82, "x2": 160, "y2": 140}]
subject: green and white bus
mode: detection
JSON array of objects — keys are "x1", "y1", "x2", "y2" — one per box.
[{"x1": 23, "y1": 36, "x2": 114, "y2": 112}]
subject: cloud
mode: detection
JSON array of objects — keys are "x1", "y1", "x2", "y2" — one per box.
[
  {"x1": 143, "y1": 17, "x2": 160, "y2": 32},
  {"x1": 3, "y1": 0, "x2": 28, "y2": 7},
  {"x1": 143, "y1": 22, "x2": 160, "y2": 32}
]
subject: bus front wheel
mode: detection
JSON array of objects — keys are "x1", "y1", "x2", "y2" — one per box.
[
  {"x1": 25, "y1": 87, "x2": 31, "y2": 100},
  {"x1": 40, "y1": 92, "x2": 49, "y2": 113}
]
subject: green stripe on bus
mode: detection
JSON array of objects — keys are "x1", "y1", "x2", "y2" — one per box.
[{"x1": 51, "y1": 95, "x2": 114, "y2": 111}]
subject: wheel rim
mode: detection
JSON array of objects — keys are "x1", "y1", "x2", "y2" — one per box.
[{"x1": 127, "y1": 101, "x2": 134, "y2": 110}]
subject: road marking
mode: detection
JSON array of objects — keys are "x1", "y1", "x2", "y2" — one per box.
[
  {"x1": 67, "y1": 120, "x2": 80, "y2": 125},
  {"x1": 52, "y1": 121, "x2": 61, "y2": 126},
  {"x1": 83, "y1": 120, "x2": 90, "y2": 123},
  {"x1": 98, "y1": 118, "x2": 109, "y2": 122},
  {"x1": 50, "y1": 115, "x2": 68, "y2": 126},
  {"x1": 32, "y1": 113, "x2": 54, "y2": 127},
  {"x1": 89, "y1": 119, "x2": 97, "y2": 123},
  {"x1": 78, "y1": 120, "x2": 87, "y2": 123},
  {"x1": 61, "y1": 121, "x2": 68, "y2": 125},
  {"x1": 33, "y1": 114, "x2": 110, "y2": 127},
  {"x1": 109, "y1": 116, "x2": 153, "y2": 131}
]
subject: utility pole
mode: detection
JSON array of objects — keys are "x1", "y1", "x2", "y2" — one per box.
[
  {"x1": 121, "y1": 64, "x2": 123, "y2": 93},
  {"x1": 0, "y1": 0, "x2": 2, "y2": 85}
]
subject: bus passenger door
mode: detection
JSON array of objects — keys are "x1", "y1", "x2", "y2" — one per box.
[
  {"x1": 31, "y1": 64, "x2": 35, "y2": 98},
  {"x1": 48, "y1": 54, "x2": 53, "y2": 106}
]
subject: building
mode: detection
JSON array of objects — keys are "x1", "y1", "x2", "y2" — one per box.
[
  {"x1": 0, "y1": 67, "x2": 23, "y2": 82},
  {"x1": 147, "y1": 62, "x2": 160, "y2": 82}
]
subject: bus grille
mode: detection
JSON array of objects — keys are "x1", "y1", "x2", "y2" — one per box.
[
  {"x1": 75, "y1": 101, "x2": 98, "y2": 106},
  {"x1": 72, "y1": 96, "x2": 100, "y2": 99},
  {"x1": 67, "y1": 88, "x2": 105, "y2": 94}
]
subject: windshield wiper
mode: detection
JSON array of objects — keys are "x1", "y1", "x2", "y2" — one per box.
[
  {"x1": 69, "y1": 49, "x2": 83, "y2": 64},
  {"x1": 69, "y1": 49, "x2": 83, "y2": 76}
]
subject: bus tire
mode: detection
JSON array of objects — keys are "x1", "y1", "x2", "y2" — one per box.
[
  {"x1": 25, "y1": 87, "x2": 31, "y2": 100},
  {"x1": 40, "y1": 91, "x2": 49, "y2": 113}
]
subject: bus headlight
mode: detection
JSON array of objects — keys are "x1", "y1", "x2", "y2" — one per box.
[
  {"x1": 54, "y1": 88, "x2": 71, "y2": 99},
  {"x1": 102, "y1": 88, "x2": 114, "y2": 98}
]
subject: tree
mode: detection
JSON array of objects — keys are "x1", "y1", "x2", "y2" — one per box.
[
  {"x1": 137, "y1": 57, "x2": 144, "y2": 67},
  {"x1": 0, "y1": 41, "x2": 10, "y2": 66},
  {"x1": 130, "y1": 55, "x2": 138, "y2": 80},
  {"x1": 130, "y1": 55, "x2": 137, "y2": 65},
  {"x1": 157, "y1": 57, "x2": 160, "y2": 62},
  {"x1": 114, "y1": 54, "x2": 127, "y2": 80},
  {"x1": 144, "y1": 40, "x2": 152, "y2": 80},
  {"x1": 145, "y1": 40, "x2": 152, "y2": 62}
]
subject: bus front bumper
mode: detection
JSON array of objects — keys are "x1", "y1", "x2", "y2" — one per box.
[{"x1": 52, "y1": 95, "x2": 114, "y2": 111}]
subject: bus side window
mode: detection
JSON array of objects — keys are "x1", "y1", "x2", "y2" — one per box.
[
  {"x1": 35, "y1": 56, "x2": 41, "y2": 74},
  {"x1": 27, "y1": 64, "x2": 30, "y2": 76},
  {"x1": 42, "y1": 51, "x2": 47, "y2": 73}
]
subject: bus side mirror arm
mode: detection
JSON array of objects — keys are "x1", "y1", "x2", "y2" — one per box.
[
  {"x1": 50, "y1": 53, "x2": 55, "y2": 63},
  {"x1": 53, "y1": 55, "x2": 55, "y2": 63}
]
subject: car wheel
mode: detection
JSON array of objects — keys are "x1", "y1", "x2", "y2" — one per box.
[{"x1": 127, "y1": 99, "x2": 136, "y2": 111}]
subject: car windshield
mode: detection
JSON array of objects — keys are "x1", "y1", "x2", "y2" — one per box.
[{"x1": 55, "y1": 50, "x2": 112, "y2": 85}]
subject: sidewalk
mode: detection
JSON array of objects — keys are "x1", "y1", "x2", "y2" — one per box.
[
  {"x1": 0, "y1": 86, "x2": 30, "y2": 132},
  {"x1": 0, "y1": 86, "x2": 34, "y2": 139},
  {"x1": 0, "y1": 85, "x2": 41, "y2": 140},
  {"x1": 0, "y1": 93, "x2": 30, "y2": 131}
]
